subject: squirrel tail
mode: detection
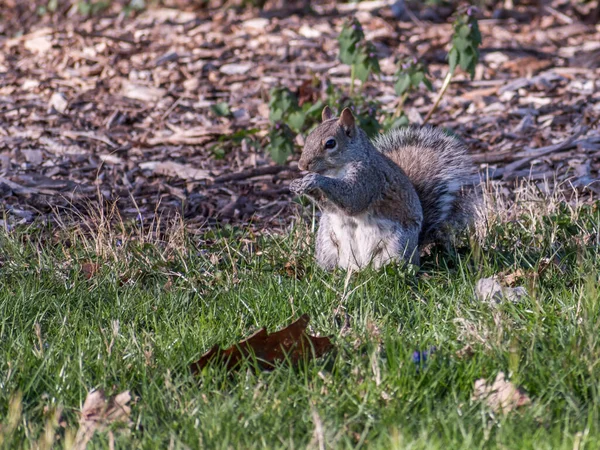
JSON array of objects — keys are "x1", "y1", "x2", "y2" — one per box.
[{"x1": 374, "y1": 126, "x2": 477, "y2": 244}]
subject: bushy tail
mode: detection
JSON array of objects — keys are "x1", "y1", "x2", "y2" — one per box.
[{"x1": 374, "y1": 126, "x2": 477, "y2": 244}]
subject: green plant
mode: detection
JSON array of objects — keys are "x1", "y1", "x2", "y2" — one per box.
[
  {"x1": 77, "y1": 0, "x2": 111, "y2": 15},
  {"x1": 267, "y1": 87, "x2": 323, "y2": 164},
  {"x1": 324, "y1": 83, "x2": 382, "y2": 138},
  {"x1": 391, "y1": 57, "x2": 433, "y2": 127},
  {"x1": 211, "y1": 102, "x2": 232, "y2": 118},
  {"x1": 423, "y1": 7, "x2": 481, "y2": 124},
  {"x1": 338, "y1": 19, "x2": 381, "y2": 95},
  {"x1": 210, "y1": 128, "x2": 259, "y2": 160},
  {"x1": 267, "y1": 123, "x2": 295, "y2": 165}
]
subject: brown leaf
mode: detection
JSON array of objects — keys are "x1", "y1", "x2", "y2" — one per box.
[
  {"x1": 73, "y1": 390, "x2": 131, "y2": 450},
  {"x1": 81, "y1": 262, "x2": 100, "y2": 280},
  {"x1": 190, "y1": 314, "x2": 333, "y2": 375},
  {"x1": 472, "y1": 372, "x2": 531, "y2": 414},
  {"x1": 283, "y1": 260, "x2": 305, "y2": 280},
  {"x1": 501, "y1": 268, "x2": 527, "y2": 286}
]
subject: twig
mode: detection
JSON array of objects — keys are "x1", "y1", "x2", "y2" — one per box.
[
  {"x1": 74, "y1": 29, "x2": 143, "y2": 46},
  {"x1": 213, "y1": 165, "x2": 295, "y2": 184},
  {"x1": 502, "y1": 126, "x2": 588, "y2": 179}
]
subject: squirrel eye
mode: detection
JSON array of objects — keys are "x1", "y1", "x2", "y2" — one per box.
[{"x1": 324, "y1": 138, "x2": 336, "y2": 150}]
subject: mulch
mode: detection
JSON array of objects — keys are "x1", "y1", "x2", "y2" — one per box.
[{"x1": 1, "y1": 0, "x2": 599, "y2": 232}]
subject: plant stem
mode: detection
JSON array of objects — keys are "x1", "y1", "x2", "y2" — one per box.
[
  {"x1": 350, "y1": 65, "x2": 356, "y2": 96},
  {"x1": 393, "y1": 92, "x2": 409, "y2": 118},
  {"x1": 423, "y1": 69, "x2": 454, "y2": 125}
]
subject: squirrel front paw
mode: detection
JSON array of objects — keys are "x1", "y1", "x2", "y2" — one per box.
[{"x1": 289, "y1": 173, "x2": 321, "y2": 195}]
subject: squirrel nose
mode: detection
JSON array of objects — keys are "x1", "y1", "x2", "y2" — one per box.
[{"x1": 298, "y1": 160, "x2": 308, "y2": 171}]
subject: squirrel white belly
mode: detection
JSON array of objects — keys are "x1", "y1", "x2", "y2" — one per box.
[{"x1": 290, "y1": 106, "x2": 476, "y2": 271}]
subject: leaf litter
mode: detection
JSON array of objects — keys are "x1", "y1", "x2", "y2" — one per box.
[{"x1": 1, "y1": 1, "x2": 599, "y2": 232}]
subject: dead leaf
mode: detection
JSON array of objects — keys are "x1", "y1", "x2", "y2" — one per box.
[
  {"x1": 81, "y1": 262, "x2": 100, "y2": 280},
  {"x1": 283, "y1": 260, "x2": 305, "y2": 279},
  {"x1": 456, "y1": 344, "x2": 475, "y2": 359},
  {"x1": 24, "y1": 35, "x2": 52, "y2": 54},
  {"x1": 49, "y1": 92, "x2": 68, "y2": 114},
  {"x1": 121, "y1": 81, "x2": 166, "y2": 103},
  {"x1": 475, "y1": 277, "x2": 528, "y2": 304},
  {"x1": 500, "y1": 268, "x2": 527, "y2": 286},
  {"x1": 472, "y1": 372, "x2": 531, "y2": 414},
  {"x1": 190, "y1": 314, "x2": 333, "y2": 374},
  {"x1": 73, "y1": 390, "x2": 131, "y2": 450},
  {"x1": 139, "y1": 161, "x2": 212, "y2": 181}
]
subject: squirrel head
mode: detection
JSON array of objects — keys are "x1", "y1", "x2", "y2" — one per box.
[{"x1": 298, "y1": 106, "x2": 360, "y2": 173}]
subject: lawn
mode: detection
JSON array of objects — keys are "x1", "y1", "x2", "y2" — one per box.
[{"x1": 1, "y1": 186, "x2": 600, "y2": 449}]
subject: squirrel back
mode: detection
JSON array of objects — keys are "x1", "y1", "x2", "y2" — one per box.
[{"x1": 374, "y1": 126, "x2": 475, "y2": 244}]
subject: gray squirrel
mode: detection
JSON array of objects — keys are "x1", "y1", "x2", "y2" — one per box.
[{"x1": 289, "y1": 106, "x2": 476, "y2": 271}]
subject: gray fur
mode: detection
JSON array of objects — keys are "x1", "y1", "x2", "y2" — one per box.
[
  {"x1": 374, "y1": 127, "x2": 475, "y2": 244},
  {"x1": 290, "y1": 108, "x2": 474, "y2": 271}
]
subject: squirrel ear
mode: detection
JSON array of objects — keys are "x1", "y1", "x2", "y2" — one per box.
[
  {"x1": 339, "y1": 108, "x2": 355, "y2": 137},
  {"x1": 321, "y1": 106, "x2": 334, "y2": 121}
]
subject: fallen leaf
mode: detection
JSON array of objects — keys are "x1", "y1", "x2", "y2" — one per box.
[
  {"x1": 475, "y1": 277, "x2": 528, "y2": 304},
  {"x1": 283, "y1": 260, "x2": 305, "y2": 279},
  {"x1": 500, "y1": 269, "x2": 526, "y2": 286},
  {"x1": 73, "y1": 390, "x2": 131, "y2": 450},
  {"x1": 190, "y1": 314, "x2": 333, "y2": 374},
  {"x1": 139, "y1": 161, "x2": 212, "y2": 181},
  {"x1": 24, "y1": 35, "x2": 52, "y2": 54},
  {"x1": 81, "y1": 262, "x2": 100, "y2": 280},
  {"x1": 456, "y1": 344, "x2": 475, "y2": 359},
  {"x1": 472, "y1": 372, "x2": 531, "y2": 414},
  {"x1": 121, "y1": 81, "x2": 166, "y2": 103},
  {"x1": 49, "y1": 92, "x2": 68, "y2": 114}
]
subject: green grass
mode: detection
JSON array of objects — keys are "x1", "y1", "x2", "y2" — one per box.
[{"x1": 1, "y1": 198, "x2": 600, "y2": 449}]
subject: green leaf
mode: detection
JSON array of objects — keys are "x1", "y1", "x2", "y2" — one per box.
[
  {"x1": 452, "y1": 36, "x2": 469, "y2": 52},
  {"x1": 269, "y1": 107, "x2": 283, "y2": 123},
  {"x1": 304, "y1": 100, "x2": 324, "y2": 118},
  {"x1": 354, "y1": 61, "x2": 370, "y2": 83},
  {"x1": 422, "y1": 77, "x2": 433, "y2": 91},
  {"x1": 287, "y1": 111, "x2": 305, "y2": 133},
  {"x1": 458, "y1": 24, "x2": 471, "y2": 39},
  {"x1": 394, "y1": 73, "x2": 411, "y2": 96},
  {"x1": 410, "y1": 71, "x2": 424, "y2": 88},
  {"x1": 211, "y1": 102, "x2": 231, "y2": 117},
  {"x1": 390, "y1": 115, "x2": 409, "y2": 129},
  {"x1": 448, "y1": 47, "x2": 459, "y2": 73}
]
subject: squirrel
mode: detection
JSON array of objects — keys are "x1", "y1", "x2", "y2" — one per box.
[{"x1": 289, "y1": 106, "x2": 476, "y2": 271}]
